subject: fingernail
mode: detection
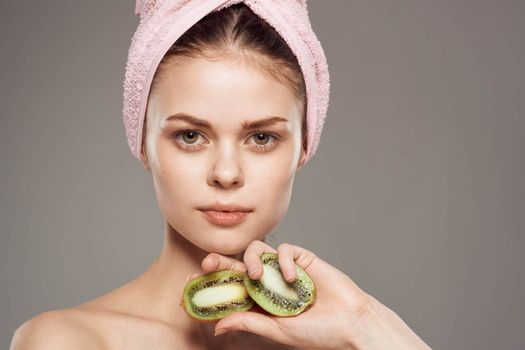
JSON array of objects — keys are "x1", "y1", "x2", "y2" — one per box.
[
  {"x1": 215, "y1": 328, "x2": 227, "y2": 336},
  {"x1": 249, "y1": 264, "x2": 258, "y2": 277}
]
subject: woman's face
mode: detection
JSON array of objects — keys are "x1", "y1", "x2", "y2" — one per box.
[{"x1": 142, "y1": 56, "x2": 306, "y2": 255}]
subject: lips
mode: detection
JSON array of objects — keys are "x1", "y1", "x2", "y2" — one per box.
[
  {"x1": 198, "y1": 202, "x2": 253, "y2": 213},
  {"x1": 198, "y1": 202, "x2": 253, "y2": 226}
]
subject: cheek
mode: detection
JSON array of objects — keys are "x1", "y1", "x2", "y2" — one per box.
[
  {"x1": 150, "y1": 148, "x2": 205, "y2": 213},
  {"x1": 247, "y1": 150, "x2": 297, "y2": 216}
]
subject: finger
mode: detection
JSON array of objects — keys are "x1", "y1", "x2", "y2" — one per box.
[
  {"x1": 243, "y1": 240, "x2": 277, "y2": 280},
  {"x1": 201, "y1": 253, "x2": 246, "y2": 274},
  {"x1": 277, "y1": 243, "x2": 297, "y2": 282},
  {"x1": 185, "y1": 272, "x2": 201, "y2": 283},
  {"x1": 282, "y1": 244, "x2": 318, "y2": 275},
  {"x1": 214, "y1": 311, "x2": 286, "y2": 345}
]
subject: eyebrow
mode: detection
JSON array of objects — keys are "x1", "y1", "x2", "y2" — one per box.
[{"x1": 164, "y1": 113, "x2": 289, "y2": 130}]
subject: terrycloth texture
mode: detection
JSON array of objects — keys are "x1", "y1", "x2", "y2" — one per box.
[{"x1": 123, "y1": 0, "x2": 330, "y2": 165}]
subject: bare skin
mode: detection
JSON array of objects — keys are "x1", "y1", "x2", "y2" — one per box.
[
  {"x1": 11, "y1": 55, "x2": 431, "y2": 349},
  {"x1": 11, "y1": 231, "x2": 295, "y2": 349},
  {"x1": 202, "y1": 240, "x2": 433, "y2": 350},
  {"x1": 11, "y1": 55, "x2": 306, "y2": 349}
]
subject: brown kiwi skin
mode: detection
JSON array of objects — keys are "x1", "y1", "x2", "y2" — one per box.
[
  {"x1": 181, "y1": 270, "x2": 254, "y2": 321},
  {"x1": 243, "y1": 253, "x2": 316, "y2": 317}
]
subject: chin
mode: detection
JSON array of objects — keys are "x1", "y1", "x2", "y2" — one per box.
[
  {"x1": 200, "y1": 236, "x2": 255, "y2": 256},
  {"x1": 205, "y1": 242, "x2": 248, "y2": 256}
]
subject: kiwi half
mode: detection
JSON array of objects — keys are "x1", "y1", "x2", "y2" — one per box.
[
  {"x1": 181, "y1": 270, "x2": 254, "y2": 321},
  {"x1": 243, "y1": 252, "x2": 316, "y2": 316}
]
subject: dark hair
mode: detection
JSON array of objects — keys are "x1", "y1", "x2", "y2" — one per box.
[{"x1": 144, "y1": 3, "x2": 307, "y2": 151}]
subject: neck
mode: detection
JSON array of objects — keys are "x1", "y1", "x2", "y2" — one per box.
[
  {"x1": 80, "y1": 221, "x2": 261, "y2": 348},
  {"x1": 138, "y1": 222, "x2": 242, "y2": 336}
]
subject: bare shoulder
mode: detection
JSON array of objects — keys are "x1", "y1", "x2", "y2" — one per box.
[{"x1": 10, "y1": 308, "x2": 104, "y2": 350}]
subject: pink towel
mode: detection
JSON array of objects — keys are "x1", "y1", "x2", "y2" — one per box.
[{"x1": 123, "y1": 0, "x2": 330, "y2": 166}]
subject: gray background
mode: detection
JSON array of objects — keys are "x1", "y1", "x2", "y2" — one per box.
[{"x1": 1, "y1": 0, "x2": 524, "y2": 348}]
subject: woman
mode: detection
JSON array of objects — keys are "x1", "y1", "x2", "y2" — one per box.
[{"x1": 11, "y1": 2, "x2": 431, "y2": 349}]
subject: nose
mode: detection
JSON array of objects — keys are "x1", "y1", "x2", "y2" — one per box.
[{"x1": 207, "y1": 143, "x2": 244, "y2": 189}]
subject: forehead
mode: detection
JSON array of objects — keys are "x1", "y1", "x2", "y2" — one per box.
[{"x1": 149, "y1": 57, "x2": 301, "y2": 126}]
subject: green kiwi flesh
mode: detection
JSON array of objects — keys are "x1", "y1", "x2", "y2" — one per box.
[
  {"x1": 243, "y1": 253, "x2": 316, "y2": 316},
  {"x1": 182, "y1": 270, "x2": 254, "y2": 321}
]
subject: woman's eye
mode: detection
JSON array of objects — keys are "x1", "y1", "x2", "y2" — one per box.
[
  {"x1": 172, "y1": 130, "x2": 279, "y2": 152},
  {"x1": 172, "y1": 130, "x2": 205, "y2": 150},
  {"x1": 249, "y1": 132, "x2": 279, "y2": 151},
  {"x1": 253, "y1": 133, "x2": 271, "y2": 145},
  {"x1": 181, "y1": 131, "x2": 199, "y2": 144}
]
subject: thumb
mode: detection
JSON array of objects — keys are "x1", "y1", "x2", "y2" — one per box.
[{"x1": 214, "y1": 311, "x2": 285, "y2": 343}]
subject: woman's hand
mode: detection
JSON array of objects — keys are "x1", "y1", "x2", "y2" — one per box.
[{"x1": 199, "y1": 241, "x2": 432, "y2": 350}]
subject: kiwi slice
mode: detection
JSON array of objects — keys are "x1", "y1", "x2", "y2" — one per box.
[
  {"x1": 181, "y1": 270, "x2": 254, "y2": 321},
  {"x1": 243, "y1": 252, "x2": 316, "y2": 316}
]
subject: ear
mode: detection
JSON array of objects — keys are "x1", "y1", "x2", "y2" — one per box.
[
  {"x1": 296, "y1": 146, "x2": 307, "y2": 172},
  {"x1": 140, "y1": 142, "x2": 151, "y2": 171}
]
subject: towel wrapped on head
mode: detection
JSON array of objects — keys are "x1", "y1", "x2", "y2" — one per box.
[{"x1": 123, "y1": 0, "x2": 330, "y2": 166}]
